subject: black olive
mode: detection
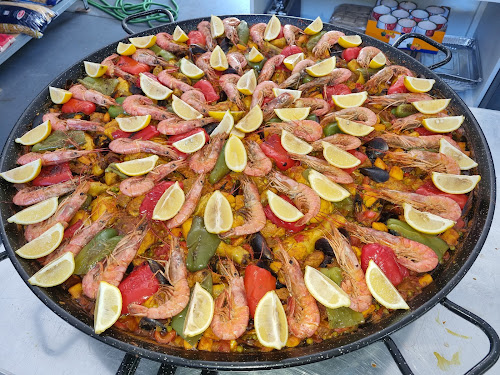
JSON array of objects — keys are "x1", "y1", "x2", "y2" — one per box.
[
  {"x1": 250, "y1": 233, "x2": 273, "y2": 261},
  {"x1": 222, "y1": 67, "x2": 239, "y2": 75},
  {"x1": 139, "y1": 318, "x2": 167, "y2": 331},
  {"x1": 365, "y1": 137, "x2": 389, "y2": 163},
  {"x1": 130, "y1": 84, "x2": 142, "y2": 95},
  {"x1": 315, "y1": 238, "x2": 334, "y2": 257},
  {"x1": 204, "y1": 122, "x2": 219, "y2": 135},
  {"x1": 359, "y1": 167, "x2": 390, "y2": 183},
  {"x1": 148, "y1": 260, "x2": 168, "y2": 285}
]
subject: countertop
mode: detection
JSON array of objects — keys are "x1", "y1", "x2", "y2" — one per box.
[{"x1": 0, "y1": 5, "x2": 499, "y2": 375}]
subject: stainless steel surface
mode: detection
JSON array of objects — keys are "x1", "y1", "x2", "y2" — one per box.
[
  {"x1": 329, "y1": 3, "x2": 372, "y2": 33},
  {"x1": 0, "y1": 107, "x2": 498, "y2": 375}
]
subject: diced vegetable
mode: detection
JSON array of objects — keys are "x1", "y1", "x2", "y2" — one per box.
[
  {"x1": 392, "y1": 103, "x2": 417, "y2": 118},
  {"x1": 361, "y1": 243, "x2": 408, "y2": 286},
  {"x1": 320, "y1": 267, "x2": 342, "y2": 285},
  {"x1": 116, "y1": 55, "x2": 150, "y2": 75},
  {"x1": 323, "y1": 122, "x2": 340, "y2": 136},
  {"x1": 118, "y1": 263, "x2": 160, "y2": 314},
  {"x1": 306, "y1": 31, "x2": 326, "y2": 51},
  {"x1": 244, "y1": 264, "x2": 276, "y2": 317},
  {"x1": 131, "y1": 125, "x2": 160, "y2": 140},
  {"x1": 387, "y1": 75, "x2": 408, "y2": 95},
  {"x1": 61, "y1": 99, "x2": 96, "y2": 115},
  {"x1": 187, "y1": 31, "x2": 206, "y2": 46},
  {"x1": 260, "y1": 134, "x2": 298, "y2": 171},
  {"x1": 193, "y1": 80, "x2": 220, "y2": 103},
  {"x1": 281, "y1": 45, "x2": 302, "y2": 57},
  {"x1": 31, "y1": 162, "x2": 73, "y2": 186},
  {"x1": 341, "y1": 47, "x2": 362, "y2": 62}
]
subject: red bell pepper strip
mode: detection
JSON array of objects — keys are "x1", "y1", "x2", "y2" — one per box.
[
  {"x1": 414, "y1": 126, "x2": 442, "y2": 136},
  {"x1": 187, "y1": 30, "x2": 206, "y2": 46},
  {"x1": 116, "y1": 56, "x2": 150, "y2": 75},
  {"x1": 61, "y1": 98, "x2": 96, "y2": 115},
  {"x1": 193, "y1": 80, "x2": 220, "y2": 103},
  {"x1": 244, "y1": 264, "x2": 276, "y2": 317},
  {"x1": 63, "y1": 220, "x2": 83, "y2": 240},
  {"x1": 131, "y1": 125, "x2": 160, "y2": 140},
  {"x1": 341, "y1": 47, "x2": 362, "y2": 62},
  {"x1": 324, "y1": 84, "x2": 351, "y2": 105},
  {"x1": 260, "y1": 134, "x2": 298, "y2": 171},
  {"x1": 361, "y1": 243, "x2": 408, "y2": 286},
  {"x1": 167, "y1": 128, "x2": 210, "y2": 145},
  {"x1": 139, "y1": 180, "x2": 184, "y2": 219},
  {"x1": 264, "y1": 194, "x2": 306, "y2": 233},
  {"x1": 387, "y1": 75, "x2": 408, "y2": 95},
  {"x1": 111, "y1": 129, "x2": 130, "y2": 139},
  {"x1": 31, "y1": 162, "x2": 73, "y2": 186},
  {"x1": 118, "y1": 263, "x2": 160, "y2": 314},
  {"x1": 281, "y1": 45, "x2": 303, "y2": 57},
  {"x1": 416, "y1": 180, "x2": 468, "y2": 209},
  {"x1": 344, "y1": 150, "x2": 368, "y2": 174}
]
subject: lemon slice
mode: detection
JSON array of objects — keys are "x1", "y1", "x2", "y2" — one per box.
[
  {"x1": 332, "y1": 91, "x2": 368, "y2": 108},
  {"x1": 422, "y1": 115, "x2": 464, "y2": 133},
  {"x1": 94, "y1": 281, "x2": 122, "y2": 334},
  {"x1": 322, "y1": 142, "x2": 361, "y2": 169},
  {"x1": 8, "y1": 197, "x2": 59, "y2": 225},
  {"x1": 152, "y1": 181, "x2": 185, "y2": 221},
  {"x1": 172, "y1": 131, "x2": 207, "y2": 153},
  {"x1": 283, "y1": 52, "x2": 304, "y2": 71},
  {"x1": 412, "y1": 99, "x2": 451, "y2": 115},
  {"x1": 15, "y1": 120, "x2": 51, "y2": 145},
  {"x1": 230, "y1": 128, "x2": 246, "y2": 139},
  {"x1": 305, "y1": 57, "x2": 336, "y2": 77},
  {"x1": 307, "y1": 169, "x2": 350, "y2": 202},
  {"x1": 210, "y1": 110, "x2": 234, "y2": 137},
  {"x1": 210, "y1": 45, "x2": 228, "y2": 71},
  {"x1": 404, "y1": 76, "x2": 435, "y2": 93},
  {"x1": 49, "y1": 86, "x2": 72, "y2": 104},
  {"x1": 116, "y1": 114, "x2": 151, "y2": 132},
  {"x1": 274, "y1": 107, "x2": 310, "y2": 121},
  {"x1": 304, "y1": 265, "x2": 351, "y2": 308},
  {"x1": 439, "y1": 139, "x2": 477, "y2": 171},
  {"x1": 254, "y1": 290, "x2": 288, "y2": 349},
  {"x1": 115, "y1": 155, "x2": 159, "y2": 176},
  {"x1": 208, "y1": 111, "x2": 245, "y2": 122},
  {"x1": 304, "y1": 16, "x2": 323, "y2": 35},
  {"x1": 336, "y1": 117, "x2": 374, "y2": 136},
  {"x1": 117, "y1": 42, "x2": 136, "y2": 56},
  {"x1": 204, "y1": 190, "x2": 234, "y2": 234},
  {"x1": 366, "y1": 260, "x2": 409, "y2": 310},
  {"x1": 84, "y1": 61, "x2": 108, "y2": 78},
  {"x1": 264, "y1": 14, "x2": 281, "y2": 41},
  {"x1": 338, "y1": 35, "x2": 362, "y2": 48},
  {"x1": 224, "y1": 135, "x2": 247, "y2": 172},
  {"x1": 235, "y1": 105, "x2": 263, "y2": 133},
  {"x1": 16, "y1": 223, "x2": 65, "y2": 259},
  {"x1": 281, "y1": 130, "x2": 313, "y2": 155},
  {"x1": 139, "y1": 73, "x2": 173, "y2": 100},
  {"x1": 369, "y1": 52, "x2": 386, "y2": 69},
  {"x1": 0, "y1": 159, "x2": 42, "y2": 183},
  {"x1": 403, "y1": 203, "x2": 455, "y2": 235},
  {"x1": 431, "y1": 172, "x2": 481, "y2": 194},
  {"x1": 248, "y1": 46, "x2": 265, "y2": 63},
  {"x1": 179, "y1": 58, "x2": 205, "y2": 80},
  {"x1": 237, "y1": 69, "x2": 257, "y2": 95},
  {"x1": 183, "y1": 282, "x2": 214, "y2": 337},
  {"x1": 172, "y1": 26, "x2": 189, "y2": 43},
  {"x1": 266, "y1": 190, "x2": 303, "y2": 222},
  {"x1": 172, "y1": 94, "x2": 203, "y2": 120},
  {"x1": 272, "y1": 88, "x2": 302, "y2": 101},
  {"x1": 28, "y1": 252, "x2": 75, "y2": 288},
  {"x1": 210, "y1": 15, "x2": 224, "y2": 38},
  {"x1": 129, "y1": 35, "x2": 157, "y2": 48}
]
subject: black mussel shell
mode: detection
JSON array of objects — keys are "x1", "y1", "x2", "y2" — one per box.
[
  {"x1": 94, "y1": 134, "x2": 110, "y2": 148},
  {"x1": 189, "y1": 44, "x2": 207, "y2": 55},
  {"x1": 365, "y1": 137, "x2": 388, "y2": 163},
  {"x1": 219, "y1": 38, "x2": 231, "y2": 53},
  {"x1": 148, "y1": 259, "x2": 168, "y2": 285},
  {"x1": 315, "y1": 238, "x2": 334, "y2": 257},
  {"x1": 276, "y1": 279, "x2": 286, "y2": 289},
  {"x1": 231, "y1": 179, "x2": 241, "y2": 196},
  {"x1": 319, "y1": 255, "x2": 334, "y2": 268},
  {"x1": 222, "y1": 67, "x2": 239, "y2": 75},
  {"x1": 139, "y1": 318, "x2": 167, "y2": 331},
  {"x1": 359, "y1": 167, "x2": 390, "y2": 183},
  {"x1": 204, "y1": 121, "x2": 219, "y2": 135},
  {"x1": 250, "y1": 233, "x2": 273, "y2": 261},
  {"x1": 130, "y1": 84, "x2": 142, "y2": 95}
]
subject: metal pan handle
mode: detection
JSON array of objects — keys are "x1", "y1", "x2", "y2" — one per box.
[
  {"x1": 384, "y1": 297, "x2": 500, "y2": 375},
  {"x1": 392, "y1": 33, "x2": 452, "y2": 70},
  {"x1": 121, "y1": 9, "x2": 174, "y2": 35}
]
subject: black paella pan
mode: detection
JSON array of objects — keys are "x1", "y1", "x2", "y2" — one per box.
[{"x1": 0, "y1": 12, "x2": 498, "y2": 373}]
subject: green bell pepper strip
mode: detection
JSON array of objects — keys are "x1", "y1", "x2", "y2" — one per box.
[
  {"x1": 73, "y1": 229, "x2": 123, "y2": 275},
  {"x1": 323, "y1": 122, "x2": 340, "y2": 136},
  {"x1": 392, "y1": 104, "x2": 418, "y2": 118},
  {"x1": 32, "y1": 130, "x2": 86, "y2": 152},
  {"x1": 105, "y1": 163, "x2": 129, "y2": 179},
  {"x1": 246, "y1": 59, "x2": 265, "y2": 73},
  {"x1": 306, "y1": 31, "x2": 326, "y2": 51},
  {"x1": 326, "y1": 306, "x2": 365, "y2": 329},
  {"x1": 149, "y1": 45, "x2": 176, "y2": 61},
  {"x1": 208, "y1": 141, "x2": 230, "y2": 184},
  {"x1": 186, "y1": 216, "x2": 221, "y2": 272},
  {"x1": 236, "y1": 20, "x2": 249, "y2": 45},
  {"x1": 320, "y1": 267, "x2": 343, "y2": 285},
  {"x1": 78, "y1": 77, "x2": 119, "y2": 96}
]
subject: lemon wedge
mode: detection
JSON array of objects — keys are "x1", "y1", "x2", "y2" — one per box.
[
  {"x1": 208, "y1": 111, "x2": 245, "y2": 122},
  {"x1": 281, "y1": 130, "x2": 313, "y2": 155},
  {"x1": 304, "y1": 16, "x2": 323, "y2": 35},
  {"x1": 116, "y1": 114, "x2": 151, "y2": 132},
  {"x1": 115, "y1": 155, "x2": 159, "y2": 176},
  {"x1": 49, "y1": 87, "x2": 72, "y2": 104},
  {"x1": 248, "y1": 46, "x2": 265, "y2": 62},
  {"x1": 264, "y1": 15, "x2": 281, "y2": 41},
  {"x1": 94, "y1": 281, "x2": 122, "y2": 334},
  {"x1": 369, "y1": 52, "x2": 386, "y2": 69},
  {"x1": 210, "y1": 110, "x2": 234, "y2": 137},
  {"x1": 172, "y1": 131, "x2": 207, "y2": 153},
  {"x1": 0, "y1": 159, "x2": 42, "y2": 183},
  {"x1": 117, "y1": 42, "x2": 136, "y2": 56},
  {"x1": 172, "y1": 26, "x2": 189, "y2": 43},
  {"x1": 28, "y1": 252, "x2": 75, "y2": 288},
  {"x1": 172, "y1": 94, "x2": 203, "y2": 120},
  {"x1": 431, "y1": 172, "x2": 480, "y2": 194},
  {"x1": 412, "y1": 99, "x2": 451, "y2": 114},
  {"x1": 16, "y1": 223, "x2": 65, "y2": 259},
  {"x1": 152, "y1": 181, "x2": 185, "y2": 221},
  {"x1": 266, "y1": 190, "x2": 303, "y2": 222},
  {"x1": 283, "y1": 52, "x2": 304, "y2": 71},
  {"x1": 332, "y1": 91, "x2": 368, "y2": 108},
  {"x1": 336, "y1": 117, "x2": 374, "y2": 136},
  {"x1": 210, "y1": 45, "x2": 228, "y2": 71},
  {"x1": 129, "y1": 35, "x2": 157, "y2": 48},
  {"x1": 304, "y1": 265, "x2": 351, "y2": 308},
  {"x1": 84, "y1": 61, "x2": 108, "y2": 78},
  {"x1": 8, "y1": 197, "x2": 59, "y2": 225},
  {"x1": 235, "y1": 105, "x2": 263, "y2": 133},
  {"x1": 237, "y1": 69, "x2": 257, "y2": 95},
  {"x1": 204, "y1": 190, "x2": 234, "y2": 234},
  {"x1": 183, "y1": 282, "x2": 214, "y2": 337},
  {"x1": 139, "y1": 73, "x2": 172, "y2": 100},
  {"x1": 404, "y1": 76, "x2": 435, "y2": 93},
  {"x1": 422, "y1": 115, "x2": 464, "y2": 133},
  {"x1": 210, "y1": 15, "x2": 224, "y2": 38},
  {"x1": 307, "y1": 169, "x2": 350, "y2": 202},
  {"x1": 366, "y1": 260, "x2": 409, "y2": 310},
  {"x1": 338, "y1": 35, "x2": 362, "y2": 48},
  {"x1": 272, "y1": 88, "x2": 302, "y2": 101},
  {"x1": 305, "y1": 57, "x2": 336, "y2": 77},
  {"x1": 179, "y1": 58, "x2": 205, "y2": 80},
  {"x1": 254, "y1": 290, "x2": 288, "y2": 349},
  {"x1": 230, "y1": 128, "x2": 246, "y2": 139},
  {"x1": 439, "y1": 139, "x2": 477, "y2": 171},
  {"x1": 274, "y1": 107, "x2": 310, "y2": 121},
  {"x1": 322, "y1": 142, "x2": 361, "y2": 169},
  {"x1": 224, "y1": 135, "x2": 247, "y2": 172},
  {"x1": 403, "y1": 203, "x2": 455, "y2": 235},
  {"x1": 15, "y1": 120, "x2": 51, "y2": 145}
]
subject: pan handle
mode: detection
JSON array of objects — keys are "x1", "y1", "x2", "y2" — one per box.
[
  {"x1": 392, "y1": 33, "x2": 452, "y2": 70},
  {"x1": 121, "y1": 9, "x2": 174, "y2": 35},
  {"x1": 384, "y1": 297, "x2": 500, "y2": 375}
]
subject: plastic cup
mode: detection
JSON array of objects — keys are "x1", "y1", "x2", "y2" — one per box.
[
  {"x1": 392, "y1": 9, "x2": 409, "y2": 19},
  {"x1": 372, "y1": 5, "x2": 391, "y2": 20},
  {"x1": 381, "y1": 0, "x2": 399, "y2": 10},
  {"x1": 395, "y1": 18, "x2": 416, "y2": 34},
  {"x1": 416, "y1": 20, "x2": 437, "y2": 37},
  {"x1": 377, "y1": 14, "x2": 398, "y2": 30},
  {"x1": 429, "y1": 15, "x2": 447, "y2": 30},
  {"x1": 399, "y1": 1, "x2": 417, "y2": 12},
  {"x1": 411, "y1": 9, "x2": 429, "y2": 23}
]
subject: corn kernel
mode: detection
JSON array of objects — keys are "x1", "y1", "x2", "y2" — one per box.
[
  {"x1": 389, "y1": 166, "x2": 404, "y2": 181},
  {"x1": 230, "y1": 340, "x2": 238, "y2": 351},
  {"x1": 374, "y1": 157, "x2": 386, "y2": 170},
  {"x1": 419, "y1": 274, "x2": 433, "y2": 287},
  {"x1": 409, "y1": 131, "x2": 420, "y2": 137},
  {"x1": 74, "y1": 114, "x2": 83, "y2": 120},
  {"x1": 286, "y1": 336, "x2": 301, "y2": 347},
  {"x1": 306, "y1": 338, "x2": 313, "y2": 345},
  {"x1": 212, "y1": 284, "x2": 226, "y2": 298},
  {"x1": 364, "y1": 196, "x2": 378, "y2": 208},
  {"x1": 68, "y1": 283, "x2": 83, "y2": 299},
  {"x1": 236, "y1": 345, "x2": 244, "y2": 353},
  {"x1": 371, "y1": 222, "x2": 388, "y2": 232},
  {"x1": 441, "y1": 228, "x2": 459, "y2": 246},
  {"x1": 373, "y1": 123, "x2": 386, "y2": 132}
]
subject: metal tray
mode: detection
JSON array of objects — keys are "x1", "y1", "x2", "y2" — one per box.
[{"x1": 329, "y1": 3, "x2": 372, "y2": 33}]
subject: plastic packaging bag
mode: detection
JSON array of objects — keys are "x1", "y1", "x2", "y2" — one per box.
[{"x1": 0, "y1": 1, "x2": 56, "y2": 38}]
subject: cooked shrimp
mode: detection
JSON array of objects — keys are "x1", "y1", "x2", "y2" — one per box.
[
  {"x1": 69, "y1": 84, "x2": 116, "y2": 107},
  {"x1": 101, "y1": 54, "x2": 137, "y2": 84},
  {"x1": 157, "y1": 70, "x2": 195, "y2": 92},
  {"x1": 109, "y1": 138, "x2": 180, "y2": 159},
  {"x1": 17, "y1": 150, "x2": 97, "y2": 166},
  {"x1": 157, "y1": 117, "x2": 217, "y2": 135},
  {"x1": 197, "y1": 21, "x2": 216, "y2": 51},
  {"x1": 196, "y1": 52, "x2": 219, "y2": 84},
  {"x1": 298, "y1": 68, "x2": 352, "y2": 91},
  {"x1": 128, "y1": 236, "x2": 190, "y2": 318},
  {"x1": 180, "y1": 89, "x2": 209, "y2": 114},
  {"x1": 268, "y1": 170, "x2": 321, "y2": 225},
  {"x1": 166, "y1": 174, "x2": 206, "y2": 229},
  {"x1": 223, "y1": 17, "x2": 241, "y2": 45},
  {"x1": 82, "y1": 222, "x2": 147, "y2": 299},
  {"x1": 244, "y1": 140, "x2": 272, "y2": 177},
  {"x1": 42, "y1": 113, "x2": 104, "y2": 132},
  {"x1": 227, "y1": 52, "x2": 247, "y2": 75},
  {"x1": 120, "y1": 160, "x2": 186, "y2": 197},
  {"x1": 343, "y1": 221, "x2": 439, "y2": 273},
  {"x1": 357, "y1": 46, "x2": 385, "y2": 68},
  {"x1": 156, "y1": 32, "x2": 189, "y2": 53},
  {"x1": 13, "y1": 178, "x2": 82, "y2": 206},
  {"x1": 220, "y1": 176, "x2": 266, "y2": 238},
  {"x1": 312, "y1": 30, "x2": 345, "y2": 58},
  {"x1": 276, "y1": 244, "x2": 319, "y2": 339},
  {"x1": 368, "y1": 93, "x2": 432, "y2": 106},
  {"x1": 211, "y1": 260, "x2": 249, "y2": 340},
  {"x1": 262, "y1": 92, "x2": 295, "y2": 121},
  {"x1": 258, "y1": 55, "x2": 285, "y2": 84},
  {"x1": 122, "y1": 95, "x2": 179, "y2": 121},
  {"x1": 379, "y1": 133, "x2": 459, "y2": 151},
  {"x1": 265, "y1": 120, "x2": 323, "y2": 142},
  {"x1": 189, "y1": 133, "x2": 227, "y2": 173},
  {"x1": 291, "y1": 153, "x2": 354, "y2": 184},
  {"x1": 320, "y1": 107, "x2": 377, "y2": 127},
  {"x1": 385, "y1": 150, "x2": 460, "y2": 174},
  {"x1": 312, "y1": 133, "x2": 362, "y2": 151},
  {"x1": 390, "y1": 112, "x2": 447, "y2": 132},
  {"x1": 293, "y1": 98, "x2": 329, "y2": 116},
  {"x1": 278, "y1": 59, "x2": 315, "y2": 89},
  {"x1": 365, "y1": 65, "x2": 413, "y2": 93},
  {"x1": 131, "y1": 49, "x2": 172, "y2": 67},
  {"x1": 251, "y1": 80, "x2": 278, "y2": 108},
  {"x1": 323, "y1": 226, "x2": 372, "y2": 312},
  {"x1": 249, "y1": 23, "x2": 281, "y2": 56},
  {"x1": 220, "y1": 74, "x2": 246, "y2": 110},
  {"x1": 283, "y1": 24, "x2": 303, "y2": 45}
]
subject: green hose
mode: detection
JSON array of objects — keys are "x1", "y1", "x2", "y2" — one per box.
[{"x1": 87, "y1": 0, "x2": 179, "y2": 28}]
